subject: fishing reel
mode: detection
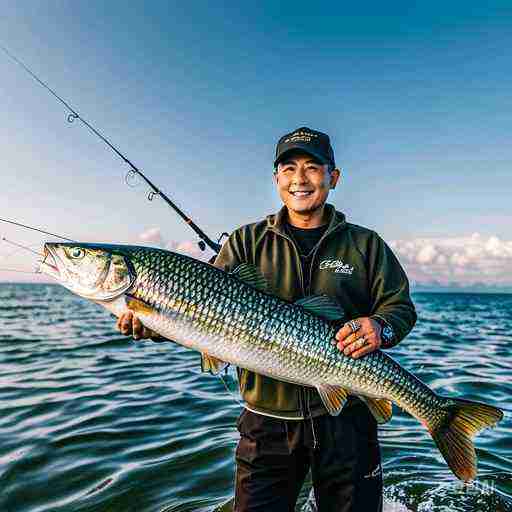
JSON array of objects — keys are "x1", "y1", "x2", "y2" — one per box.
[{"x1": 201, "y1": 232, "x2": 229, "y2": 264}]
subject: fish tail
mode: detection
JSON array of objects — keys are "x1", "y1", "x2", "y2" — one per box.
[{"x1": 428, "y1": 397, "x2": 503, "y2": 482}]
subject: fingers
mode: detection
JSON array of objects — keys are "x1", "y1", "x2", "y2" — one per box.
[
  {"x1": 335, "y1": 322, "x2": 356, "y2": 343},
  {"x1": 350, "y1": 344, "x2": 373, "y2": 359},
  {"x1": 334, "y1": 317, "x2": 364, "y2": 349},
  {"x1": 118, "y1": 311, "x2": 134, "y2": 335},
  {"x1": 116, "y1": 311, "x2": 155, "y2": 340},
  {"x1": 343, "y1": 334, "x2": 374, "y2": 358},
  {"x1": 337, "y1": 331, "x2": 360, "y2": 350},
  {"x1": 333, "y1": 317, "x2": 382, "y2": 358},
  {"x1": 131, "y1": 315, "x2": 144, "y2": 340}
]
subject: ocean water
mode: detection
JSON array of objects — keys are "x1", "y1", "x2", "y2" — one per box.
[{"x1": 0, "y1": 284, "x2": 510, "y2": 512}]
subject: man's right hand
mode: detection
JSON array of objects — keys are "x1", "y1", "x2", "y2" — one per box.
[{"x1": 116, "y1": 311, "x2": 159, "y2": 340}]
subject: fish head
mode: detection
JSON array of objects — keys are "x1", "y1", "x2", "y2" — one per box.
[{"x1": 39, "y1": 243, "x2": 135, "y2": 301}]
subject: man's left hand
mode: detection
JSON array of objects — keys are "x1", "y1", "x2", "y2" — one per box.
[{"x1": 333, "y1": 317, "x2": 382, "y2": 358}]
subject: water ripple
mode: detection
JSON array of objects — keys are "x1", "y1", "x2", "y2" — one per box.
[{"x1": 0, "y1": 286, "x2": 511, "y2": 511}]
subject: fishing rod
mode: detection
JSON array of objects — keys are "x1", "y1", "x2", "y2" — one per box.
[{"x1": 1, "y1": 44, "x2": 226, "y2": 254}]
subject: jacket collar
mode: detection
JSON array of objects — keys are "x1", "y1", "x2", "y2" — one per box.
[{"x1": 266, "y1": 203, "x2": 347, "y2": 238}]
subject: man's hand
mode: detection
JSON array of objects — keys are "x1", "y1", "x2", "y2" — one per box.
[
  {"x1": 333, "y1": 317, "x2": 382, "y2": 359},
  {"x1": 116, "y1": 311, "x2": 159, "y2": 340}
]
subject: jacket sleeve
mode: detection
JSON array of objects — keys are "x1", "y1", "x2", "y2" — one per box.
[{"x1": 367, "y1": 233, "x2": 417, "y2": 348}]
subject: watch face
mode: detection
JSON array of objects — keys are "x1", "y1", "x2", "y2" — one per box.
[{"x1": 382, "y1": 325, "x2": 394, "y2": 342}]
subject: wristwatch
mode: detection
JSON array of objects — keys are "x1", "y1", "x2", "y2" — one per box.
[{"x1": 371, "y1": 316, "x2": 396, "y2": 347}]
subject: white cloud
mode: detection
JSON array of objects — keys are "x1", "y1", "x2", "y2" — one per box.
[
  {"x1": 166, "y1": 240, "x2": 216, "y2": 262},
  {"x1": 390, "y1": 233, "x2": 512, "y2": 285},
  {"x1": 138, "y1": 227, "x2": 216, "y2": 262},
  {"x1": 137, "y1": 228, "x2": 512, "y2": 286},
  {"x1": 139, "y1": 227, "x2": 165, "y2": 248},
  {"x1": 416, "y1": 244, "x2": 436, "y2": 264}
]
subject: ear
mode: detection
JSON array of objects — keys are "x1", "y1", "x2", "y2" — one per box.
[
  {"x1": 329, "y1": 168, "x2": 341, "y2": 189},
  {"x1": 273, "y1": 170, "x2": 279, "y2": 185}
]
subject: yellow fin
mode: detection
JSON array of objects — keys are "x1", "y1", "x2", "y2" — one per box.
[
  {"x1": 429, "y1": 397, "x2": 503, "y2": 482},
  {"x1": 316, "y1": 384, "x2": 349, "y2": 416},
  {"x1": 201, "y1": 353, "x2": 229, "y2": 375},
  {"x1": 125, "y1": 295, "x2": 155, "y2": 316},
  {"x1": 359, "y1": 397, "x2": 393, "y2": 424}
]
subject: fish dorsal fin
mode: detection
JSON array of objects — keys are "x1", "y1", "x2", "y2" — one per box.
[
  {"x1": 359, "y1": 397, "x2": 393, "y2": 424},
  {"x1": 296, "y1": 295, "x2": 345, "y2": 321},
  {"x1": 201, "y1": 353, "x2": 229, "y2": 375},
  {"x1": 231, "y1": 263, "x2": 269, "y2": 292},
  {"x1": 316, "y1": 384, "x2": 350, "y2": 416}
]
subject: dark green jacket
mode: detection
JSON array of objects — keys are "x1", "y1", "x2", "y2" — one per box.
[{"x1": 213, "y1": 203, "x2": 417, "y2": 419}]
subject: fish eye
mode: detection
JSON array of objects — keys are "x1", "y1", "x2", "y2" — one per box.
[{"x1": 69, "y1": 247, "x2": 85, "y2": 259}]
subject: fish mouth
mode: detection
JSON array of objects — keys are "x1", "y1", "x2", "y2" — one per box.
[{"x1": 40, "y1": 244, "x2": 61, "y2": 277}]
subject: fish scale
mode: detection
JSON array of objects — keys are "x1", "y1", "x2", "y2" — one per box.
[
  {"x1": 40, "y1": 242, "x2": 504, "y2": 481},
  {"x1": 126, "y1": 248, "x2": 436, "y2": 409}
]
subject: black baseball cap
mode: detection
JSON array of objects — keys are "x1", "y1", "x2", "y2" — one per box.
[{"x1": 274, "y1": 127, "x2": 335, "y2": 168}]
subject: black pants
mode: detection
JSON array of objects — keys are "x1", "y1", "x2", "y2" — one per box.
[{"x1": 234, "y1": 404, "x2": 383, "y2": 512}]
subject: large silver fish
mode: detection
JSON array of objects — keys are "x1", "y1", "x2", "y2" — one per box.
[{"x1": 39, "y1": 242, "x2": 503, "y2": 482}]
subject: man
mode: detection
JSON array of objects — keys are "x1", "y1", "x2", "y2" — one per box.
[{"x1": 117, "y1": 127, "x2": 417, "y2": 511}]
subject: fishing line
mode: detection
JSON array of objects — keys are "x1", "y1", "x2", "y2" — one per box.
[
  {"x1": 0, "y1": 268, "x2": 40, "y2": 274},
  {"x1": 216, "y1": 370, "x2": 244, "y2": 408},
  {"x1": 1, "y1": 237, "x2": 44, "y2": 257},
  {"x1": 1, "y1": 44, "x2": 225, "y2": 254},
  {"x1": 1, "y1": 243, "x2": 40, "y2": 263},
  {"x1": 0, "y1": 217, "x2": 76, "y2": 242},
  {"x1": 0, "y1": 235, "x2": 47, "y2": 275}
]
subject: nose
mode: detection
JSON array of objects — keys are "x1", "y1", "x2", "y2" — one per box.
[{"x1": 291, "y1": 167, "x2": 308, "y2": 184}]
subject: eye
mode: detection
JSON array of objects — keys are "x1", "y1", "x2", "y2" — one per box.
[{"x1": 70, "y1": 247, "x2": 85, "y2": 259}]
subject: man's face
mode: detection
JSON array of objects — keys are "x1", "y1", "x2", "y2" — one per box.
[{"x1": 274, "y1": 151, "x2": 340, "y2": 215}]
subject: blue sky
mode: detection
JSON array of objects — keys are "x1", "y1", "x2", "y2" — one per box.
[{"x1": 0, "y1": 2, "x2": 511, "y2": 286}]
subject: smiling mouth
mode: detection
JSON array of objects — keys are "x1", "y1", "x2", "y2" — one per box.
[{"x1": 290, "y1": 191, "x2": 313, "y2": 197}]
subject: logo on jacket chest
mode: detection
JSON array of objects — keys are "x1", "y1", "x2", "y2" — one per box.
[{"x1": 319, "y1": 259, "x2": 355, "y2": 275}]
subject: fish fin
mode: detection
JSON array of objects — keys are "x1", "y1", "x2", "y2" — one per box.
[
  {"x1": 428, "y1": 397, "x2": 503, "y2": 482},
  {"x1": 359, "y1": 397, "x2": 393, "y2": 424},
  {"x1": 316, "y1": 384, "x2": 349, "y2": 416},
  {"x1": 296, "y1": 295, "x2": 345, "y2": 321},
  {"x1": 125, "y1": 295, "x2": 156, "y2": 316},
  {"x1": 231, "y1": 263, "x2": 269, "y2": 292},
  {"x1": 201, "y1": 353, "x2": 229, "y2": 375}
]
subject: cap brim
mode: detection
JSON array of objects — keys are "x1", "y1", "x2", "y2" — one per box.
[{"x1": 274, "y1": 143, "x2": 330, "y2": 168}]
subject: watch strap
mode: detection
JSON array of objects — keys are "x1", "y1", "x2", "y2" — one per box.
[{"x1": 371, "y1": 315, "x2": 396, "y2": 348}]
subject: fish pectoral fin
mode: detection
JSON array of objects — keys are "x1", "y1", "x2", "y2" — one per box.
[
  {"x1": 316, "y1": 384, "x2": 349, "y2": 416},
  {"x1": 125, "y1": 294, "x2": 156, "y2": 316},
  {"x1": 296, "y1": 295, "x2": 345, "y2": 321},
  {"x1": 201, "y1": 353, "x2": 229, "y2": 375},
  {"x1": 359, "y1": 396, "x2": 393, "y2": 424},
  {"x1": 231, "y1": 263, "x2": 269, "y2": 292}
]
